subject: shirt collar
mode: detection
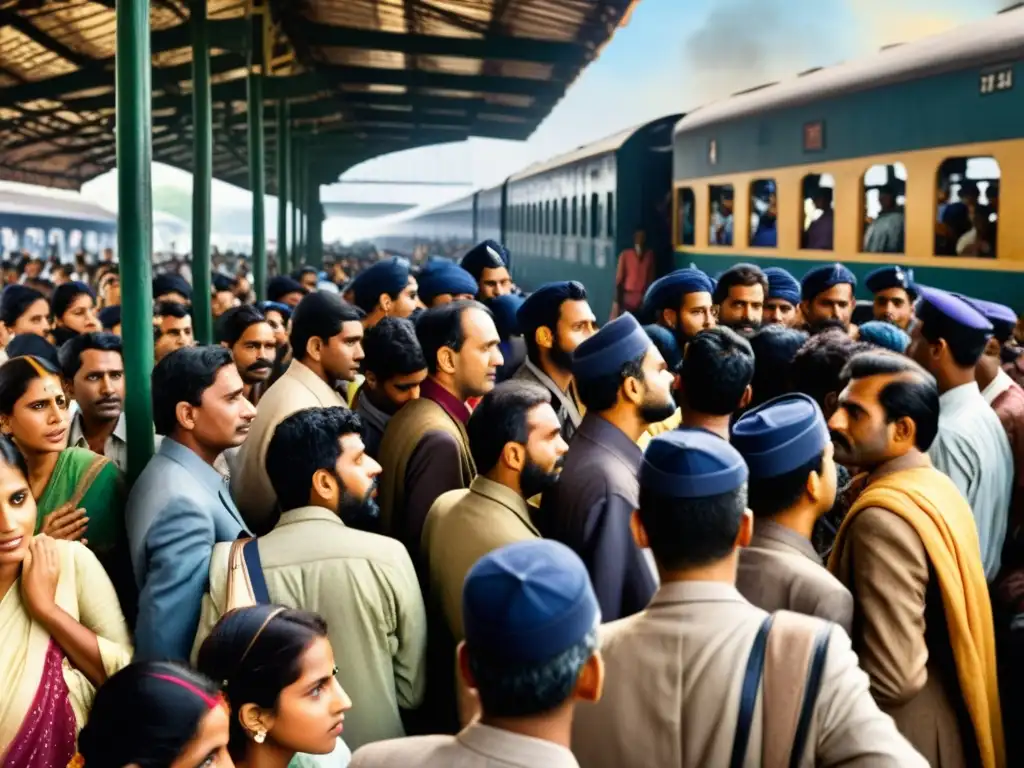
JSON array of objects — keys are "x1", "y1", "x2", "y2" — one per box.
[
  {"x1": 356, "y1": 390, "x2": 390, "y2": 433},
  {"x1": 457, "y1": 723, "x2": 579, "y2": 768},
  {"x1": 523, "y1": 358, "x2": 583, "y2": 427},
  {"x1": 158, "y1": 437, "x2": 230, "y2": 496},
  {"x1": 983, "y1": 369, "x2": 1015, "y2": 406},
  {"x1": 276, "y1": 505, "x2": 343, "y2": 528},
  {"x1": 749, "y1": 519, "x2": 820, "y2": 564},
  {"x1": 288, "y1": 359, "x2": 346, "y2": 405},
  {"x1": 469, "y1": 475, "x2": 538, "y2": 535},
  {"x1": 577, "y1": 413, "x2": 643, "y2": 471},
  {"x1": 68, "y1": 410, "x2": 127, "y2": 447},
  {"x1": 421, "y1": 377, "x2": 471, "y2": 424},
  {"x1": 939, "y1": 381, "x2": 983, "y2": 413},
  {"x1": 647, "y1": 580, "x2": 747, "y2": 609}
]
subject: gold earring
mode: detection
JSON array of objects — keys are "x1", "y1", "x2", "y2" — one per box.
[{"x1": 253, "y1": 729, "x2": 266, "y2": 744}]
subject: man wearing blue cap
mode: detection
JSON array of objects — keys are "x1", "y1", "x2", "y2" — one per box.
[
  {"x1": 350, "y1": 258, "x2": 423, "y2": 327},
  {"x1": 540, "y1": 313, "x2": 675, "y2": 620},
  {"x1": 417, "y1": 263, "x2": 478, "y2": 308},
  {"x1": 267, "y1": 275, "x2": 308, "y2": 308},
  {"x1": 908, "y1": 287, "x2": 1012, "y2": 580},
  {"x1": 351, "y1": 540, "x2": 602, "y2": 767},
  {"x1": 763, "y1": 266, "x2": 801, "y2": 327},
  {"x1": 513, "y1": 281, "x2": 596, "y2": 442},
  {"x1": 800, "y1": 262, "x2": 857, "y2": 334},
  {"x1": 864, "y1": 265, "x2": 917, "y2": 331},
  {"x1": 641, "y1": 267, "x2": 715, "y2": 348},
  {"x1": 572, "y1": 428, "x2": 926, "y2": 768},
  {"x1": 713, "y1": 263, "x2": 768, "y2": 334},
  {"x1": 461, "y1": 240, "x2": 513, "y2": 300},
  {"x1": 732, "y1": 394, "x2": 853, "y2": 631}
]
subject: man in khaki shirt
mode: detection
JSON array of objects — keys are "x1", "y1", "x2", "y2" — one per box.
[
  {"x1": 195, "y1": 406, "x2": 427, "y2": 751},
  {"x1": 571, "y1": 428, "x2": 925, "y2": 768},
  {"x1": 732, "y1": 393, "x2": 853, "y2": 632}
]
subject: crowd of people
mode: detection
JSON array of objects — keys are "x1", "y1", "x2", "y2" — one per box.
[{"x1": 2, "y1": 237, "x2": 1024, "y2": 768}]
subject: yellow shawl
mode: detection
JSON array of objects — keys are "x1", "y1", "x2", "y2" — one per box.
[{"x1": 828, "y1": 467, "x2": 1004, "y2": 768}]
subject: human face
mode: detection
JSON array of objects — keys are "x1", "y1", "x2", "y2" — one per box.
[
  {"x1": 803, "y1": 284, "x2": 853, "y2": 329},
  {"x1": 0, "y1": 460, "x2": 36, "y2": 568},
  {"x1": 377, "y1": 369, "x2": 427, "y2": 413},
  {"x1": 73, "y1": 349, "x2": 125, "y2": 423},
  {"x1": 12, "y1": 298, "x2": 51, "y2": 337},
  {"x1": 815, "y1": 441, "x2": 839, "y2": 514},
  {"x1": 212, "y1": 291, "x2": 238, "y2": 318},
  {"x1": 763, "y1": 298, "x2": 796, "y2": 327},
  {"x1": 556, "y1": 299, "x2": 597, "y2": 357},
  {"x1": 452, "y1": 308, "x2": 503, "y2": 399},
  {"x1": 390, "y1": 277, "x2": 422, "y2": 318},
  {"x1": 637, "y1": 345, "x2": 677, "y2": 424},
  {"x1": 429, "y1": 292, "x2": 474, "y2": 308},
  {"x1": 319, "y1": 320, "x2": 365, "y2": 383},
  {"x1": 231, "y1": 322, "x2": 277, "y2": 385},
  {"x1": 188, "y1": 365, "x2": 256, "y2": 451},
  {"x1": 519, "y1": 403, "x2": 569, "y2": 499},
  {"x1": 299, "y1": 272, "x2": 319, "y2": 292},
  {"x1": 168, "y1": 702, "x2": 233, "y2": 768},
  {"x1": 265, "y1": 636, "x2": 351, "y2": 756},
  {"x1": 828, "y1": 374, "x2": 903, "y2": 469},
  {"x1": 718, "y1": 284, "x2": 764, "y2": 333},
  {"x1": 331, "y1": 433, "x2": 382, "y2": 522},
  {"x1": 905, "y1": 321, "x2": 937, "y2": 375},
  {"x1": 155, "y1": 315, "x2": 195, "y2": 362},
  {"x1": 477, "y1": 266, "x2": 512, "y2": 299},
  {"x1": 99, "y1": 274, "x2": 120, "y2": 308},
  {"x1": 281, "y1": 291, "x2": 305, "y2": 308},
  {"x1": 670, "y1": 292, "x2": 715, "y2": 342},
  {"x1": 59, "y1": 293, "x2": 100, "y2": 334},
  {"x1": 873, "y1": 288, "x2": 913, "y2": 330},
  {"x1": 3, "y1": 375, "x2": 69, "y2": 455},
  {"x1": 264, "y1": 310, "x2": 289, "y2": 348}
]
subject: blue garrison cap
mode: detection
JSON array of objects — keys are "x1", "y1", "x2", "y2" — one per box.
[
  {"x1": 801, "y1": 263, "x2": 857, "y2": 301},
  {"x1": 641, "y1": 427, "x2": 749, "y2": 499},
  {"x1": 864, "y1": 265, "x2": 917, "y2": 299},
  {"x1": 489, "y1": 294, "x2": 525, "y2": 339},
  {"x1": 732, "y1": 393, "x2": 829, "y2": 480},
  {"x1": 644, "y1": 324, "x2": 682, "y2": 371},
  {"x1": 763, "y1": 267, "x2": 800, "y2": 305},
  {"x1": 461, "y1": 240, "x2": 509, "y2": 281},
  {"x1": 858, "y1": 320, "x2": 910, "y2": 353},
  {"x1": 959, "y1": 296, "x2": 1017, "y2": 342},
  {"x1": 516, "y1": 281, "x2": 585, "y2": 333},
  {"x1": 418, "y1": 264, "x2": 479, "y2": 305},
  {"x1": 267, "y1": 275, "x2": 307, "y2": 304},
  {"x1": 571, "y1": 312, "x2": 650, "y2": 380},
  {"x1": 152, "y1": 273, "x2": 192, "y2": 302},
  {"x1": 350, "y1": 258, "x2": 411, "y2": 313},
  {"x1": 6, "y1": 334, "x2": 60, "y2": 369},
  {"x1": 916, "y1": 285, "x2": 993, "y2": 333},
  {"x1": 463, "y1": 540, "x2": 600, "y2": 663},
  {"x1": 51, "y1": 280, "x2": 94, "y2": 319},
  {"x1": 643, "y1": 268, "x2": 714, "y2": 313},
  {"x1": 98, "y1": 305, "x2": 121, "y2": 330},
  {"x1": 256, "y1": 300, "x2": 293, "y2": 321}
]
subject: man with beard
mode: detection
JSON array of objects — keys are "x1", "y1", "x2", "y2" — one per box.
[
  {"x1": 642, "y1": 267, "x2": 715, "y2": 349},
  {"x1": 194, "y1": 406, "x2": 426, "y2": 751},
  {"x1": 763, "y1": 266, "x2": 801, "y2": 327},
  {"x1": 827, "y1": 350, "x2": 1003, "y2": 768},
  {"x1": 800, "y1": 263, "x2": 857, "y2": 334},
  {"x1": 865, "y1": 265, "x2": 917, "y2": 331},
  {"x1": 513, "y1": 280, "x2": 597, "y2": 442},
  {"x1": 540, "y1": 313, "x2": 675, "y2": 621},
  {"x1": 677, "y1": 327, "x2": 754, "y2": 439},
  {"x1": 216, "y1": 304, "x2": 277, "y2": 405},
  {"x1": 712, "y1": 263, "x2": 767, "y2": 334}
]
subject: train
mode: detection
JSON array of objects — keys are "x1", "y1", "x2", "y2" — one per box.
[{"x1": 371, "y1": 7, "x2": 1024, "y2": 320}]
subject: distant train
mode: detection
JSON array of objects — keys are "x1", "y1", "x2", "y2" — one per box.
[
  {"x1": 0, "y1": 187, "x2": 116, "y2": 260},
  {"x1": 372, "y1": 7, "x2": 1024, "y2": 319}
]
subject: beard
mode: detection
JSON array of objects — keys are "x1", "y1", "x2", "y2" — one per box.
[
  {"x1": 808, "y1": 317, "x2": 848, "y2": 335},
  {"x1": 640, "y1": 393, "x2": 678, "y2": 425},
  {"x1": 520, "y1": 456, "x2": 564, "y2": 499},
  {"x1": 548, "y1": 338, "x2": 574, "y2": 372},
  {"x1": 721, "y1": 317, "x2": 761, "y2": 336},
  {"x1": 338, "y1": 480, "x2": 380, "y2": 532}
]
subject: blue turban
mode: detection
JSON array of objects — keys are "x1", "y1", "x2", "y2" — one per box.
[
  {"x1": 858, "y1": 321, "x2": 910, "y2": 353},
  {"x1": 350, "y1": 259, "x2": 411, "y2": 313},
  {"x1": 800, "y1": 263, "x2": 856, "y2": 301},
  {"x1": 418, "y1": 264, "x2": 478, "y2": 306},
  {"x1": 763, "y1": 267, "x2": 800, "y2": 305}
]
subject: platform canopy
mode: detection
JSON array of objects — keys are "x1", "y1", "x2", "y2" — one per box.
[{"x1": 0, "y1": 0, "x2": 638, "y2": 192}]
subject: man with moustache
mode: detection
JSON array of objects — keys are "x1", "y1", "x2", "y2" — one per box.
[
  {"x1": 865, "y1": 265, "x2": 917, "y2": 331},
  {"x1": 540, "y1": 313, "x2": 676, "y2": 621},
  {"x1": 194, "y1": 407, "x2": 426, "y2": 751},
  {"x1": 800, "y1": 263, "x2": 857, "y2": 334},
  {"x1": 762, "y1": 266, "x2": 801, "y2": 327},
  {"x1": 712, "y1": 263, "x2": 767, "y2": 334},
  {"x1": 216, "y1": 304, "x2": 277, "y2": 406},
  {"x1": 642, "y1": 267, "x2": 716, "y2": 348},
  {"x1": 513, "y1": 281, "x2": 597, "y2": 442}
]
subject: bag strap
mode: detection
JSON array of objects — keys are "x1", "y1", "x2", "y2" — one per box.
[
  {"x1": 243, "y1": 538, "x2": 271, "y2": 605},
  {"x1": 789, "y1": 623, "x2": 831, "y2": 768},
  {"x1": 729, "y1": 614, "x2": 774, "y2": 768},
  {"x1": 68, "y1": 454, "x2": 109, "y2": 509}
]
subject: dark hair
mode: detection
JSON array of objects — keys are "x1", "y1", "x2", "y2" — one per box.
[
  {"x1": 748, "y1": 325, "x2": 809, "y2": 408},
  {"x1": 790, "y1": 330, "x2": 866, "y2": 411},
  {"x1": 415, "y1": 300, "x2": 491, "y2": 375},
  {"x1": 522, "y1": 282, "x2": 587, "y2": 362},
  {"x1": 266, "y1": 407, "x2": 363, "y2": 511},
  {"x1": 51, "y1": 280, "x2": 94, "y2": 319},
  {"x1": 289, "y1": 292, "x2": 362, "y2": 364},
  {"x1": 840, "y1": 350, "x2": 940, "y2": 451},
  {"x1": 362, "y1": 316, "x2": 426, "y2": 382},
  {"x1": 196, "y1": 606, "x2": 328, "y2": 761},
  {"x1": 0, "y1": 355, "x2": 62, "y2": 415},
  {"x1": 154, "y1": 300, "x2": 190, "y2": 320},
  {"x1": 291, "y1": 265, "x2": 318, "y2": 280},
  {"x1": 712, "y1": 264, "x2": 768, "y2": 305},
  {"x1": 216, "y1": 304, "x2": 267, "y2": 346},
  {"x1": 4, "y1": 334, "x2": 60, "y2": 368},
  {"x1": 638, "y1": 484, "x2": 748, "y2": 569},
  {"x1": 151, "y1": 346, "x2": 234, "y2": 436},
  {"x1": 467, "y1": 381, "x2": 551, "y2": 474},
  {"x1": 0, "y1": 434, "x2": 28, "y2": 477},
  {"x1": 681, "y1": 327, "x2": 754, "y2": 415},
  {"x1": 747, "y1": 455, "x2": 824, "y2": 519},
  {"x1": 78, "y1": 661, "x2": 222, "y2": 768},
  {"x1": 917, "y1": 302, "x2": 990, "y2": 368},
  {"x1": 58, "y1": 331, "x2": 123, "y2": 380},
  {"x1": 467, "y1": 629, "x2": 597, "y2": 718},
  {"x1": 0, "y1": 285, "x2": 47, "y2": 326},
  {"x1": 574, "y1": 351, "x2": 647, "y2": 413}
]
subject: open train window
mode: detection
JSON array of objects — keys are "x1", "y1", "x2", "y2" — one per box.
[
  {"x1": 606, "y1": 192, "x2": 615, "y2": 237},
  {"x1": 749, "y1": 180, "x2": 777, "y2": 248},
  {"x1": 862, "y1": 163, "x2": 907, "y2": 254},
  {"x1": 709, "y1": 184, "x2": 734, "y2": 246},
  {"x1": 676, "y1": 187, "x2": 695, "y2": 246},
  {"x1": 936, "y1": 157, "x2": 999, "y2": 258},
  {"x1": 801, "y1": 173, "x2": 835, "y2": 250}
]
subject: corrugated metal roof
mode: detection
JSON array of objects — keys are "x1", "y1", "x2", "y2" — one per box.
[{"x1": 0, "y1": 0, "x2": 639, "y2": 191}]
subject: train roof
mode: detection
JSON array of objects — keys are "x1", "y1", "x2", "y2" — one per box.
[
  {"x1": 674, "y1": 6, "x2": 1024, "y2": 137},
  {"x1": 0, "y1": 188, "x2": 116, "y2": 224}
]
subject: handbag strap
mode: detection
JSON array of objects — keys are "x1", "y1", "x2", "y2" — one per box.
[
  {"x1": 729, "y1": 613, "x2": 774, "y2": 768},
  {"x1": 788, "y1": 623, "x2": 832, "y2": 768},
  {"x1": 243, "y1": 538, "x2": 271, "y2": 605}
]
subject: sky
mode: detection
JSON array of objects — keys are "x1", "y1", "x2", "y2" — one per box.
[{"x1": 72, "y1": 0, "x2": 1009, "y2": 245}]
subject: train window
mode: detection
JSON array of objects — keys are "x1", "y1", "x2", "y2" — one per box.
[
  {"x1": 800, "y1": 173, "x2": 835, "y2": 250},
  {"x1": 862, "y1": 163, "x2": 907, "y2": 254},
  {"x1": 936, "y1": 157, "x2": 1000, "y2": 258},
  {"x1": 709, "y1": 185, "x2": 734, "y2": 246},
  {"x1": 561, "y1": 198, "x2": 568, "y2": 236},
  {"x1": 591, "y1": 193, "x2": 600, "y2": 238},
  {"x1": 545, "y1": 201, "x2": 552, "y2": 234},
  {"x1": 749, "y1": 180, "x2": 777, "y2": 248},
  {"x1": 580, "y1": 197, "x2": 588, "y2": 238},
  {"x1": 571, "y1": 197, "x2": 578, "y2": 236},
  {"x1": 676, "y1": 187, "x2": 695, "y2": 246},
  {"x1": 606, "y1": 192, "x2": 615, "y2": 237}
]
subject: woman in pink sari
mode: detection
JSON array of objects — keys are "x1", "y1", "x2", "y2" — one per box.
[{"x1": 0, "y1": 436, "x2": 130, "y2": 767}]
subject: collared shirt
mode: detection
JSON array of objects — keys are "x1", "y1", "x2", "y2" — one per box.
[
  {"x1": 930, "y1": 381, "x2": 1014, "y2": 580},
  {"x1": 863, "y1": 210, "x2": 905, "y2": 253},
  {"x1": 614, "y1": 247, "x2": 655, "y2": 312},
  {"x1": 350, "y1": 722, "x2": 580, "y2": 768},
  {"x1": 420, "y1": 377, "x2": 470, "y2": 424},
  {"x1": 68, "y1": 410, "x2": 130, "y2": 474},
  {"x1": 513, "y1": 358, "x2": 583, "y2": 442},
  {"x1": 983, "y1": 368, "x2": 1015, "y2": 406}
]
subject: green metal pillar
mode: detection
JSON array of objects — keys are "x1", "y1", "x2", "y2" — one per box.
[
  {"x1": 247, "y1": 9, "x2": 266, "y2": 301},
  {"x1": 117, "y1": 0, "x2": 155, "y2": 482},
  {"x1": 190, "y1": 0, "x2": 212, "y2": 344},
  {"x1": 308, "y1": 179, "x2": 323, "y2": 268},
  {"x1": 298, "y1": 146, "x2": 307, "y2": 261},
  {"x1": 291, "y1": 138, "x2": 300, "y2": 267},
  {"x1": 276, "y1": 101, "x2": 290, "y2": 275}
]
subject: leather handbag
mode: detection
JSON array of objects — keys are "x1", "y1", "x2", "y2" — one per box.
[{"x1": 225, "y1": 537, "x2": 270, "y2": 610}]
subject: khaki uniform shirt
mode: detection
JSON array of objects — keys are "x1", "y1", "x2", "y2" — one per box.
[
  {"x1": 571, "y1": 581, "x2": 927, "y2": 768},
  {"x1": 351, "y1": 722, "x2": 580, "y2": 768},
  {"x1": 737, "y1": 519, "x2": 854, "y2": 633},
  {"x1": 193, "y1": 506, "x2": 427, "y2": 751}
]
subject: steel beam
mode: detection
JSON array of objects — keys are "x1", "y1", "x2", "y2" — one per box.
[
  {"x1": 190, "y1": 0, "x2": 213, "y2": 345},
  {"x1": 276, "y1": 100, "x2": 290, "y2": 275},
  {"x1": 248, "y1": 13, "x2": 267, "y2": 301},
  {"x1": 291, "y1": 138, "x2": 300, "y2": 266}
]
